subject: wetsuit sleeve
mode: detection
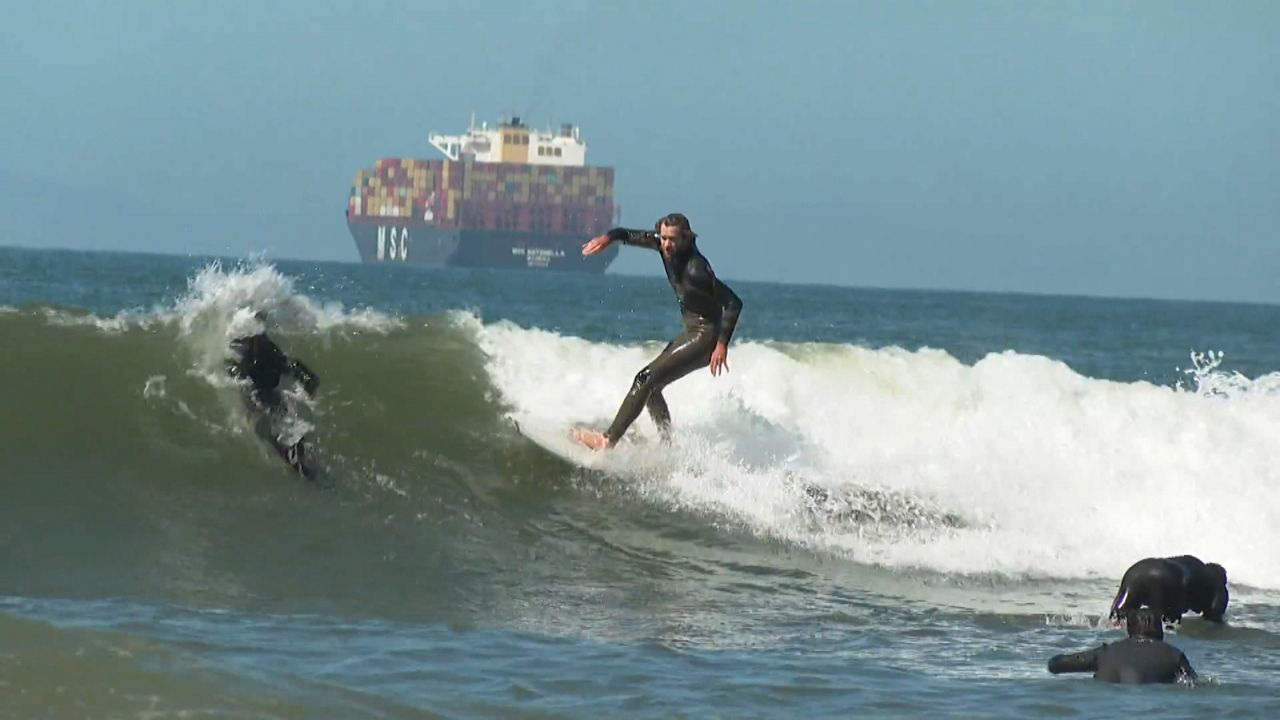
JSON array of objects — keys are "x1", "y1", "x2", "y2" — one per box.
[
  {"x1": 685, "y1": 255, "x2": 743, "y2": 345},
  {"x1": 288, "y1": 358, "x2": 320, "y2": 396},
  {"x1": 1206, "y1": 586, "x2": 1228, "y2": 622},
  {"x1": 225, "y1": 338, "x2": 250, "y2": 378},
  {"x1": 1047, "y1": 647, "x2": 1101, "y2": 674},
  {"x1": 714, "y1": 277, "x2": 743, "y2": 346},
  {"x1": 606, "y1": 227, "x2": 659, "y2": 251},
  {"x1": 1177, "y1": 653, "x2": 1198, "y2": 682}
]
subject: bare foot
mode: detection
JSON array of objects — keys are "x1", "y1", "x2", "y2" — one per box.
[{"x1": 572, "y1": 428, "x2": 614, "y2": 450}]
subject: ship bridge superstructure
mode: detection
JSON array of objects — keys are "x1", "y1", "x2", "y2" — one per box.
[{"x1": 429, "y1": 115, "x2": 587, "y2": 167}]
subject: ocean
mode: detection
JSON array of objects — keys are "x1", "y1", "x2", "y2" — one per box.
[{"x1": 1, "y1": 244, "x2": 1278, "y2": 718}]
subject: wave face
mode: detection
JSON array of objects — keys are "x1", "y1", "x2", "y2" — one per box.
[
  {"x1": 478, "y1": 316, "x2": 1280, "y2": 589},
  {"x1": 7, "y1": 252, "x2": 1280, "y2": 717},
  {"x1": 0, "y1": 264, "x2": 538, "y2": 621},
  {"x1": 4, "y1": 260, "x2": 1280, "y2": 611}
]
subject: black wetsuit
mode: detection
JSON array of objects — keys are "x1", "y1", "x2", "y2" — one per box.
[
  {"x1": 1048, "y1": 638, "x2": 1198, "y2": 684},
  {"x1": 1110, "y1": 555, "x2": 1229, "y2": 624},
  {"x1": 226, "y1": 332, "x2": 319, "y2": 477},
  {"x1": 603, "y1": 228, "x2": 743, "y2": 444}
]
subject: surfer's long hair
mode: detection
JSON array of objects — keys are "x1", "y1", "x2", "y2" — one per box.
[{"x1": 655, "y1": 213, "x2": 697, "y2": 244}]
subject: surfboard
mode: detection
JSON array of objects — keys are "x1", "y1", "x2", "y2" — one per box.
[
  {"x1": 516, "y1": 419, "x2": 613, "y2": 469},
  {"x1": 514, "y1": 418, "x2": 667, "y2": 475}
]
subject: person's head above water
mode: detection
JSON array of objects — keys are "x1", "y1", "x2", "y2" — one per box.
[
  {"x1": 1126, "y1": 607, "x2": 1164, "y2": 641},
  {"x1": 655, "y1": 213, "x2": 696, "y2": 256}
]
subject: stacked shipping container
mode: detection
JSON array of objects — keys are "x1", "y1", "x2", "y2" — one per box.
[
  {"x1": 348, "y1": 158, "x2": 441, "y2": 220},
  {"x1": 348, "y1": 158, "x2": 615, "y2": 235}
]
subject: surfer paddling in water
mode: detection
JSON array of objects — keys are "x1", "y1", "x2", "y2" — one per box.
[{"x1": 575, "y1": 213, "x2": 743, "y2": 450}]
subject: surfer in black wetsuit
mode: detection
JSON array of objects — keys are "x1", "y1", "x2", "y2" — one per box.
[
  {"x1": 226, "y1": 311, "x2": 320, "y2": 478},
  {"x1": 1048, "y1": 607, "x2": 1198, "y2": 684},
  {"x1": 1109, "y1": 555, "x2": 1229, "y2": 625},
  {"x1": 575, "y1": 213, "x2": 743, "y2": 450}
]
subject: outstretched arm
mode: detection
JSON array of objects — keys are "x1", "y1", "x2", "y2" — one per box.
[
  {"x1": 1047, "y1": 647, "x2": 1101, "y2": 675},
  {"x1": 582, "y1": 227, "x2": 659, "y2": 256},
  {"x1": 1109, "y1": 585, "x2": 1134, "y2": 623},
  {"x1": 225, "y1": 338, "x2": 250, "y2": 379},
  {"x1": 1177, "y1": 653, "x2": 1199, "y2": 683},
  {"x1": 288, "y1": 358, "x2": 320, "y2": 396}
]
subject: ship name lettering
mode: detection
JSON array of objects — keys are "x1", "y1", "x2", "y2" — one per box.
[{"x1": 377, "y1": 226, "x2": 410, "y2": 261}]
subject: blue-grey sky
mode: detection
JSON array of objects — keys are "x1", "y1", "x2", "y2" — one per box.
[{"x1": 3, "y1": 1, "x2": 1277, "y2": 302}]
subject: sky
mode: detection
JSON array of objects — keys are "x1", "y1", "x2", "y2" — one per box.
[{"x1": 2, "y1": 1, "x2": 1277, "y2": 303}]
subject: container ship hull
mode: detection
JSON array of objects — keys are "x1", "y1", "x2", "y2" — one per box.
[{"x1": 347, "y1": 219, "x2": 618, "y2": 271}]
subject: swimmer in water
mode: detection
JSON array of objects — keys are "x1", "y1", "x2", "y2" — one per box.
[{"x1": 1048, "y1": 607, "x2": 1198, "y2": 684}]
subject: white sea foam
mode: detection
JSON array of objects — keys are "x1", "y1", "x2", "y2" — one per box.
[
  {"x1": 37, "y1": 260, "x2": 400, "y2": 367},
  {"x1": 472, "y1": 315, "x2": 1280, "y2": 590},
  {"x1": 170, "y1": 261, "x2": 399, "y2": 372}
]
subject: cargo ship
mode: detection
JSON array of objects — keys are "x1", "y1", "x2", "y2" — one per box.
[{"x1": 346, "y1": 116, "x2": 619, "y2": 271}]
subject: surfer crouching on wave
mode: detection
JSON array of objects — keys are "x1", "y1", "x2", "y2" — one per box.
[
  {"x1": 226, "y1": 310, "x2": 320, "y2": 478},
  {"x1": 575, "y1": 213, "x2": 743, "y2": 450}
]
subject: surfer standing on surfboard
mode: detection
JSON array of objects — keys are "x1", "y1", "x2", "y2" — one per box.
[{"x1": 575, "y1": 213, "x2": 743, "y2": 450}]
